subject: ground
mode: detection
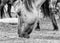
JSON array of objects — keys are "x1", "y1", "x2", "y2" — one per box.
[{"x1": 0, "y1": 18, "x2": 60, "y2": 43}]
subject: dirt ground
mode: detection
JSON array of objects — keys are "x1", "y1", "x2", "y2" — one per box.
[{"x1": 0, "y1": 18, "x2": 60, "y2": 43}]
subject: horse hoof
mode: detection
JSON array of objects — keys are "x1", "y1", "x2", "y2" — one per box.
[
  {"x1": 22, "y1": 33, "x2": 30, "y2": 38},
  {"x1": 18, "y1": 33, "x2": 30, "y2": 38},
  {"x1": 24, "y1": 35, "x2": 30, "y2": 38},
  {"x1": 18, "y1": 34, "x2": 24, "y2": 38},
  {"x1": 53, "y1": 29, "x2": 58, "y2": 31}
]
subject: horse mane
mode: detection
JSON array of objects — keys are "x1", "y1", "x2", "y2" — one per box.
[
  {"x1": 41, "y1": 0, "x2": 50, "y2": 17},
  {"x1": 24, "y1": 0, "x2": 34, "y2": 12}
]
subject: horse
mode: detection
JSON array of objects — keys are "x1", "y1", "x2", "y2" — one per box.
[
  {"x1": 0, "y1": 0, "x2": 17, "y2": 19},
  {"x1": 16, "y1": 0, "x2": 42, "y2": 38},
  {"x1": 41, "y1": 0, "x2": 58, "y2": 31},
  {"x1": 15, "y1": 0, "x2": 59, "y2": 38}
]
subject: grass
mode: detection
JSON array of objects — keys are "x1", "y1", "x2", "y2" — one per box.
[{"x1": 0, "y1": 18, "x2": 60, "y2": 43}]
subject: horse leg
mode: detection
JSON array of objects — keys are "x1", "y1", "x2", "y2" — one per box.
[
  {"x1": 18, "y1": 17, "x2": 35, "y2": 38},
  {"x1": 0, "y1": 10, "x2": 1, "y2": 19},
  {"x1": 7, "y1": 3, "x2": 12, "y2": 17},
  {"x1": 18, "y1": 17, "x2": 29, "y2": 38},
  {"x1": 18, "y1": 22, "x2": 34, "y2": 38},
  {"x1": 50, "y1": 14, "x2": 58, "y2": 31},
  {"x1": 35, "y1": 21, "x2": 40, "y2": 31},
  {"x1": 0, "y1": 6, "x2": 4, "y2": 18},
  {"x1": 18, "y1": 23, "x2": 32, "y2": 38},
  {"x1": 22, "y1": 22, "x2": 35, "y2": 38},
  {"x1": 18, "y1": 17, "x2": 24, "y2": 37}
]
